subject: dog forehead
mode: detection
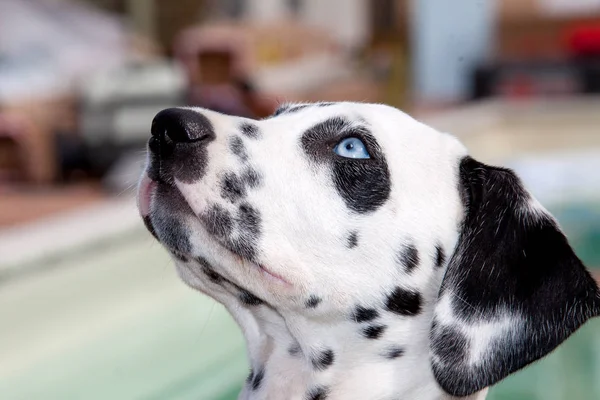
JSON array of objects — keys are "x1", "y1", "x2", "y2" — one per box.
[
  {"x1": 262, "y1": 102, "x2": 414, "y2": 132},
  {"x1": 259, "y1": 102, "x2": 454, "y2": 151},
  {"x1": 263, "y1": 103, "x2": 463, "y2": 172}
]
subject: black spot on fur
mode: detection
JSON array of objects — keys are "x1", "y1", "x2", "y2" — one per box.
[
  {"x1": 225, "y1": 202, "x2": 262, "y2": 261},
  {"x1": 435, "y1": 245, "x2": 445, "y2": 268},
  {"x1": 143, "y1": 216, "x2": 158, "y2": 239},
  {"x1": 251, "y1": 367, "x2": 264, "y2": 390},
  {"x1": 171, "y1": 251, "x2": 189, "y2": 262},
  {"x1": 226, "y1": 239, "x2": 257, "y2": 263},
  {"x1": 362, "y1": 324, "x2": 387, "y2": 339},
  {"x1": 196, "y1": 259, "x2": 264, "y2": 306},
  {"x1": 200, "y1": 204, "x2": 233, "y2": 238},
  {"x1": 385, "y1": 287, "x2": 422, "y2": 316},
  {"x1": 229, "y1": 135, "x2": 248, "y2": 162},
  {"x1": 239, "y1": 288, "x2": 263, "y2": 306},
  {"x1": 352, "y1": 306, "x2": 379, "y2": 323},
  {"x1": 306, "y1": 386, "x2": 329, "y2": 400},
  {"x1": 432, "y1": 326, "x2": 470, "y2": 364},
  {"x1": 214, "y1": 202, "x2": 261, "y2": 262},
  {"x1": 154, "y1": 215, "x2": 192, "y2": 255},
  {"x1": 300, "y1": 117, "x2": 391, "y2": 213},
  {"x1": 242, "y1": 167, "x2": 262, "y2": 188},
  {"x1": 274, "y1": 104, "x2": 309, "y2": 116},
  {"x1": 273, "y1": 102, "x2": 333, "y2": 118},
  {"x1": 346, "y1": 231, "x2": 358, "y2": 248},
  {"x1": 240, "y1": 122, "x2": 261, "y2": 139},
  {"x1": 384, "y1": 346, "x2": 405, "y2": 359},
  {"x1": 311, "y1": 349, "x2": 335, "y2": 371},
  {"x1": 238, "y1": 203, "x2": 261, "y2": 236},
  {"x1": 147, "y1": 185, "x2": 194, "y2": 254},
  {"x1": 289, "y1": 343, "x2": 301, "y2": 356},
  {"x1": 305, "y1": 295, "x2": 322, "y2": 308},
  {"x1": 246, "y1": 369, "x2": 254, "y2": 383},
  {"x1": 430, "y1": 318, "x2": 439, "y2": 337},
  {"x1": 398, "y1": 243, "x2": 419, "y2": 273},
  {"x1": 221, "y1": 172, "x2": 247, "y2": 203},
  {"x1": 287, "y1": 105, "x2": 309, "y2": 114},
  {"x1": 272, "y1": 105, "x2": 288, "y2": 116},
  {"x1": 198, "y1": 258, "x2": 225, "y2": 284}
]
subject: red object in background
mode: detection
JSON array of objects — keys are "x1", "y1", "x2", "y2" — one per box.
[
  {"x1": 564, "y1": 24, "x2": 600, "y2": 57},
  {"x1": 498, "y1": 74, "x2": 535, "y2": 99}
]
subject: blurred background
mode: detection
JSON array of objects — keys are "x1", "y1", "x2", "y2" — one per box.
[{"x1": 1, "y1": 0, "x2": 600, "y2": 399}]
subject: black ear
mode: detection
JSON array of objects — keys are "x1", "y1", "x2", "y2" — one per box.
[{"x1": 431, "y1": 156, "x2": 600, "y2": 397}]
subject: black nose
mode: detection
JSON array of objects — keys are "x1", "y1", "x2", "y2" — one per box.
[{"x1": 151, "y1": 108, "x2": 214, "y2": 143}]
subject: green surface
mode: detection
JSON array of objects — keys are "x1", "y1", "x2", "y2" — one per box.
[
  {"x1": 553, "y1": 202, "x2": 600, "y2": 269},
  {"x1": 0, "y1": 234, "x2": 248, "y2": 400},
  {"x1": 488, "y1": 201, "x2": 600, "y2": 399},
  {"x1": 1, "y1": 202, "x2": 599, "y2": 399},
  {"x1": 489, "y1": 318, "x2": 600, "y2": 400}
]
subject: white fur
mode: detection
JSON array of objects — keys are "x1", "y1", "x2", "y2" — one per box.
[{"x1": 141, "y1": 103, "x2": 489, "y2": 399}]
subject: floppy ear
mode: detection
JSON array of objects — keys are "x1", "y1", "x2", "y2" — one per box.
[{"x1": 430, "y1": 156, "x2": 600, "y2": 397}]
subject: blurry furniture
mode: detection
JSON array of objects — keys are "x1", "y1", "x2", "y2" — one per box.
[
  {"x1": 186, "y1": 46, "x2": 273, "y2": 117},
  {"x1": 409, "y1": 0, "x2": 495, "y2": 106},
  {"x1": 0, "y1": 113, "x2": 28, "y2": 183},
  {"x1": 471, "y1": 59, "x2": 600, "y2": 100},
  {"x1": 0, "y1": 97, "x2": 74, "y2": 185},
  {"x1": 0, "y1": 0, "x2": 166, "y2": 185},
  {"x1": 78, "y1": 60, "x2": 187, "y2": 176},
  {"x1": 173, "y1": 21, "x2": 383, "y2": 113},
  {"x1": 473, "y1": 1, "x2": 600, "y2": 101},
  {"x1": 365, "y1": 0, "x2": 410, "y2": 109},
  {"x1": 498, "y1": 0, "x2": 600, "y2": 60},
  {"x1": 155, "y1": 0, "x2": 207, "y2": 52}
]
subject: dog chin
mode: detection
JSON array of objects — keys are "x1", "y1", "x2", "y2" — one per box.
[{"x1": 209, "y1": 239, "x2": 293, "y2": 287}]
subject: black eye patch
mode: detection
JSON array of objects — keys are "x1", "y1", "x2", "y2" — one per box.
[{"x1": 300, "y1": 117, "x2": 391, "y2": 213}]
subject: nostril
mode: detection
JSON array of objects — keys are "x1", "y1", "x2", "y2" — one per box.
[
  {"x1": 148, "y1": 135, "x2": 160, "y2": 153},
  {"x1": 151, "y1": 108, "x2": 215, "y2": 143}
]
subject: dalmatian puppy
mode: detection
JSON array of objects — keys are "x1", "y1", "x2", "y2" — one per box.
[{"x1": 137, "y1": 102, "x2": 600, "y2": 400}]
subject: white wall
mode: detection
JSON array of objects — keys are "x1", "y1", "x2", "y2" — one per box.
[
  {"x1": 301, "y1": 0, "x2": 370, "y2": 50},
  {"x1": 410, "y1": 0, "x2": 496, "y2": 104},
  {"x1": 242, "y1": 0, "x2": 370, "y2": 50},
  {"x1": 244, "y1": 0, "x2": 291, "y2": 22}
]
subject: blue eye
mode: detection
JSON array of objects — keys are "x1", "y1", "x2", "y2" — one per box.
[{"x1": 333, "y1": 137, "x2": 371, "y2": 159}]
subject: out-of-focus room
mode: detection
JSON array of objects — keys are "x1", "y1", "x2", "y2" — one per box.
[{"x1": 1, "y1": 0, "x2": 600, "y2": 399}]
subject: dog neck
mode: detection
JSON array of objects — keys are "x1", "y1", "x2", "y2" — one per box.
[{"x1": 229, "y1": 300, "x2": 487, "y2": 400}]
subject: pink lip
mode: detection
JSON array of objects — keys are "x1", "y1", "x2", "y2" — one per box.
[
  {"x1": 232, "y1": 252, "x2": 291, "y2": 286},
  {"x1": 138, "y1": 175, "x2": 157, "y2": 217},
  {"x1": 258, "y1": 264, "x2": 291, "y2": 286}
]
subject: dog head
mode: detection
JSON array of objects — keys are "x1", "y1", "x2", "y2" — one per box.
[{"x1": 138, "y1": 102, "x2": 600, "y2": 397}]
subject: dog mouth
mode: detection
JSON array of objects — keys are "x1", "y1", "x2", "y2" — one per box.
[
  {"x1": 137, "y1": 175, "x2": 291, "y2": 286},
  {"x1": 138, "y1": 175, "x2": 156, "y2": 218}
]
